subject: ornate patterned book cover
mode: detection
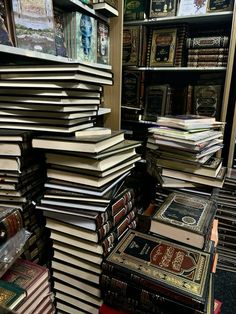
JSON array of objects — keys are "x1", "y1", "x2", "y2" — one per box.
[
  {"x1": 97, "y1": 20, "x2": 109, "y2": 65},
  {"x1": 207, "y1": 0, "x2": 233, "y2": 12},
  {"x1": 11, "y1": 0, "x2": 56, "y2": 55},
  {"x1": 123, "y1": 26, "x2": 140, "y2": 66},
  {"x1": 149, "y1": 0, "x2": 177, "y2": 18},
  {"x1": 124, "y1": 0, "x2": 148, "y2": 21},
  {"x1": 0, "y1": 279, "x2": 26, "y2": 310},
  {"x1": 149, "y1": 28, "x2": 177, "y2": 66},
  {"x1": 105, "y1": 230, "x2": 212, "y2": 309}
]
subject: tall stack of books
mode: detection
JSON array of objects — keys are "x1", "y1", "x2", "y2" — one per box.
[
  {"x1": 213, "y1": 168, "x2": 236, "y2": 272},
  {"x1": 101, "y1": 191, "x2": 218, "y2": 313},
  {"x1": 32, "y1": 131, "x2": 142, "y2": 313},
  {"x1": 0, "y1": 130, "x2": 48, "y2": 264},
  {"x1": 186, "y1": 35, "x2": 229, "y2": 68},
  {"x1": 0, "y1": 258, "x2": 54, "y2": 313},
  {"x1": 146, "y1": 115, "x2": 226, "y2": 189}
]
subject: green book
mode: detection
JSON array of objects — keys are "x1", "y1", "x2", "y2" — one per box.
[
  {"x1": 103, "y1": 229, "x2": 213, "y2": 312},
  {"x1": 0, "y1": 280, "x2": 26, "y2": 310}
]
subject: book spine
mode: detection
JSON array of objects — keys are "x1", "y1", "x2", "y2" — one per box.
[
  {"x1": 97, "y1": 0, "x2": 118, "y2": 9},
  {"x1": 0, "y1": 209, "x2": 23, "y2": 243},
  {"x1": 146, "y1": 28, "x2": 153, "y2": 67},
  {"x1": 186, "y1": 36, "x2": 229, "y2": 49},
  {"x1": 188, "y1": 48, "x2": 229, "y2": 55},
  {"x1": 101, "y1": 260, "x2": 205, "y2": 311},
  {"x1": 187, "y1": 54, "x2": 228, "y2": 62},
  {"x1": 187, "y1": 61, "x2": 227, "y2": 67},
  {"x1": 102, "y1": 209, "x2": 138, "y2": 255},
  {"x1": 101, "y1": 274, "x2": 200, "y2": 314}
]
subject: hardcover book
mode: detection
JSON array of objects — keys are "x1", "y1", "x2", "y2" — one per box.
[
  {"x1": 149, "y1": 0, "x2": 177, "y2": 18},
  {"x1": 148, "y1": 28, "x2": 177, "y2": 67},
  {"x1": 150, "y1": 192, "x2": 217, "y2": 249},
  {"x1": 103, "y1": 230, "x2": 212, "y2": 311},
  {"x1": 123, "y1": 26, "x2": 141, "y2": 66},
  {"x1": 93, "y1": 0, "x2": 118, "y2": 10},
  {"x1": 0, "y1": 279, "x2": 26, "y2": 310},
  {"x1": 207, "y1": 0, "x2": 233, "y2": 12},
  {"x1": 11, "y1": 0, "x2": 56, "y2": 55},
  {"x1": 124, "y1": 0, "x2": 148, "y2": 21},
  {"x1": 177, "y1": 0, "x2": 207, "y2": 16},
  {"x1": 122, "y1": 71, "x2": 144, "y2": 108},
  {"x1": 53, "y1": 6, "x2": 67, "y2": 57},
  {"x1": 97, "y1": 20, "x2": 109, "y2": 65},
  {"x1": 0, "y1": 0, "x2": 13, "y2": 46},
  {"x1": 186, "y1": 36, "x2": 229, "y2": 49}
]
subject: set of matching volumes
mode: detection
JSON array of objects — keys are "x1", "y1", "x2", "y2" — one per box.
[
  {"x1": 213, "y1": 168, "x2": 236, "y2": 272},
  {"x1": 0, "y1": 0, "x2": 112, "y2": 64},
  {"x1": 146, "y1": 115, "x2": 226, "y2": 188},
  {"x1": 124, "y1": 0, "x2": 233, "y2": 21},
  {"x1": 0, "y1": 258, "x2": 54, "y2": 313}
]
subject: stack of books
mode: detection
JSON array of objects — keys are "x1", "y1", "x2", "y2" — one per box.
[
  {"x1": 214, "y1": 168, "x2": 236, "y2": 272},
  {"x1": 146, "y1": 115, "x2": 226, "y2": 188},
  {"x1": 0, "y1": 130, "x2": 48, "y2": 264},
  {"x1": 186, "y1": 35, "x2": 229, "y2": 68},
  {"x1": 0, "y1": 258, "x2": 54, "y2": 313},
  {"x1": 32, "y1": 132, "x2": 142, "y2": 313},
  {"x1": 0, "y1": 63, "x2": 113, "y2": 133},
  {"x1": 100, "y1": 191, "x2": 218, "y2": 313}
]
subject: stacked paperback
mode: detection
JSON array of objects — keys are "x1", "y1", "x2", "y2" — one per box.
[
  {"x1": 0, "y1": 258, "x2": 54, "y2": 313},
  {"x1": 101, "y1": 191, "x2": 218, "y2": 313},
  {"x1": 32, "y1": 131, "x2": 142, "y2": 314},
  {"x1": 146, "y1": 115, "x2": 226, "y2": 188}
]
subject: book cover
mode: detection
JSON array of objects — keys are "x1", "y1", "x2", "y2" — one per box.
[
  {"x1": 11, "y1": 0, "x2": 56, "y2": 55},
  {"x1": 0, "y1": 0, "x2": 13, "y2": 46},
  {"x1": 193, "y1": 85, "x2": 222, "y2": 119},
  {"x1": 186, "y1": 36, "x2": 229, "y2": 49},
  {"x1": 0, "y1": 279, "x2": 26, "y2": 310},
  {"x1": 177, "y1": 0, "x2": 207, "y2": 16},
  {"x1": 53, "y1": 6, "x2": 67, "y2": 57},
  {"x1": 149, "y1": 0, "x2": 177, "y2": 18},
  {"x1": 103, "y1": 230, "x2": 212, "y2": 311},
  {"x1": 149, "y1": 28, "x2": 177, "y2": 67},
  {"x1": 124, "y1": 0, "x2": 148, "y2": 21},
  {"x1": 93, "y1": 0, "x2": 118, "y2": 10},
  {"x1": 150, "y1": 192, "x2": 217, "y2": 248},
  {"x1": 122, "y1": 71, "x2": 143, "y2": 108},
  {"x1": 123, "y1": 26, "x2": 140, "y2": 66},
  {"x1": 75, "y1": 12, "x2": 97, "y2": 63},
  {"x1": 97, "y1": 20, "x2": 109, "y2": 65},
  {"x1": 207, "y1": 0, "x2": 233, "y2": 12}
]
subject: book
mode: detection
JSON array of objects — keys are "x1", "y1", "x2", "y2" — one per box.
[
  {"x1": 122, "y1": 71, "x2": 143, "y2": 108},
  {"x1": 33, "y1": 131, "x2": 124, "y2": 154},
  {"x1": 188, "y1": 48, "x2": 229, "y2": 55},
  {"x1": 143, "y1": 85, "x2": 168, "y2": 121},
  {"x1": 188, "y1": 54, "x2": 228, "y2": 62},
  {"x1": 53, "y1": 6, "x2": 67, "y2": 57},
  {"x1": 124, "y1": 0, "x2": 148, "y2": 21},
  {"x1": 93, "y1": 2, "x2": 118, "y2": 16},
  {"x1": 0, "y1": 207, "x2": 23, "y2": 243},
  {"x1": 1, "y1": 258, "x2": 49, "y2": 297},
  {"x1": 0, "y1": 130, "x2": 32, "y2": 142},
  {"x1": 102, "y1": 230, "x2": 213, "y2": 312},
  {"x1": 123, "y1": 26, "x2": 141, "y2": 66},
  {"x1": 177, "y1": 0, "x2": 207, "y2": 16},
  {"x1": 148, "y1": 28, "x2": 177, "y2": 67},
  {"x1": 159, "y1": 166, "x2": 226, "y2": 188},
  {"x1": 11, "y1": 0, "x2": 56, "y2": 55},
  {"x1": 75, "y1": 127, "x2": 111, "y2": 137},
  {"x1": 0, "y1": 279, "x2": 26, "y2": 310},
  {"x1": 186, "y1": 36, "x2": 229, "y2": 49},
  {"x1": 97, "y1": 20, "x2": 109, "y2": 65},
  {"x1": 149, "y1": 0, "x2": 177, "y2": 18},
  {"x1": 93, "y1": 0, "x2": 118, "y2": 10},
  {"x1": 0, "y1": 0, "x2": 13, "y2": 46},
  {"x1": 187, "y1": 61, "x2": 227, "y2": 67},
  {"x1": 207, "y1": 0, "x2": 233, "y2": 12},
  {"x1": 150, "y1": 192, "x2": 217, "y2": 249}
]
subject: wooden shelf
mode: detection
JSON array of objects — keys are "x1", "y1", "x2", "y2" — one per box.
[{"x1": 124, "y1": 11, "x2": 233, "y2": 26}]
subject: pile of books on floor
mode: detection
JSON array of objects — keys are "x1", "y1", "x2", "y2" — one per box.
[
  {"x1": 186, "y1": 35, "x2": 229, "y2": 68},
  {"x1": 214, "y1": 168, "x2": 236, "y2": 272},
  {"x1": 146, "y1": 115, "x2": 226, "y2": 189},
  {"x1": 101, "y1": 191, "x2": 218, "y2": 314},
  {"x1": 0, "y1": 63, "x2": 112, "y2": 133},
  {"x1": 0, "y1": 130, "x2": 49, "y2": 264},
  {"x1": 32, "y1": 130, "x2": 142, "y2": 314},
  {"x1": 0, "y1": 258, "x2": 54, "y2": 313}
]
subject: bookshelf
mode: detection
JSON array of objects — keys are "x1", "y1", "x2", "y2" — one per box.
[
  {"x1": 0, "y1": 0, "x2": 123, "y2": 130},
  {"x1": 121, "y1": 4, "x2": 236, "y2": 142}
]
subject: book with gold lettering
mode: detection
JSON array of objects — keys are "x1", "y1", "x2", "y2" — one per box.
[
  {"x1": 150, "y1": 192, "x2": 217, "y2": 249},
  {"x1": 102, "y1": 229, "x2": 213, "y2": 312},
  {"x1": 0, "y1": 279, "x2": 26, "y2": 310}
]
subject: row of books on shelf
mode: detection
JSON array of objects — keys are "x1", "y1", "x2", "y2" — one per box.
[
  {"x1": 123, "y1": 24, "x2": 229, "y2": 67},
  {"x1": 124, "y1": 0, "x2": 234, "y2": 21},
  {"x1": 122, "y1": 74, "x2": 223, "y2": 120},
  {"x1": 0, "y1": 0, "x2": 111, "y2": 64}
]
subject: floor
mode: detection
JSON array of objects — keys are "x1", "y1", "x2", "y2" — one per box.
[{"x1": 214, "y1": 268, "x2": 236, "y2": 314}]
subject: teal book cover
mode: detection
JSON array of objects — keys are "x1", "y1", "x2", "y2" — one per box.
[{"x1": 11, "y1": 0, "x2": 56, "y2": 55}]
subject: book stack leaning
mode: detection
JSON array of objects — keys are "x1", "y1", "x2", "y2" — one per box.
[
  {"x1": 101, "y1": 191, "x2": 218, "y2": 313},
  {"x1": 146, "y1": 115, "x2": 226, "y2": 189},
  {"x1": 32, "y1": 132, "x2": 142, "y2": 314}
]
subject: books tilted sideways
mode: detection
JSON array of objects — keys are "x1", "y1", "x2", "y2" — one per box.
[
  {"x1": 101, "y1": 229, "x2": 214, "y2": 313},
  {"x1": 147, "y1": 115, "x2": 226, "y2": 188},
  {"x1": 0, "y1": 258, "x2": 54, "y2": 314},
  {"x1": 149, "y1": 191, "x2": 217, "y2": 249}
]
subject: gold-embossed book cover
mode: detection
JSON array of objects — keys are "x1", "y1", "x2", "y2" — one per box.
[
  {"x1": 150, "y1": 192, "x2": 216, "y2": 248},
  {"x1": 104, "y1": 230, "x2": 212, "y2": 310}
]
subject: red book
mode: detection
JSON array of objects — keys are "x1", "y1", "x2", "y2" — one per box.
[
  {"x1": 99, "y1": 304, "x2": 132, "y2": 314},
  {"x1": 214, "y1": 299, "x2": 222, "y2": 314}
]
